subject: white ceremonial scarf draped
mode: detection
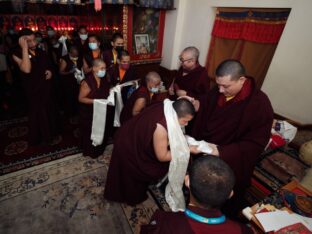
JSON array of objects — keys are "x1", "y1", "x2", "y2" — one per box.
[
  {"x1": 164, "y1": 99, "x2": 190, "y2": 212},
  {"x1": 91, "y1": 80, "x2": 139, "y2": 146},
  {"x1": 74, "y1": 68, "x2": 85, "y2": 84},
  {"x1": 58, "y1": 35, "x2": 68, "y2": 56}
]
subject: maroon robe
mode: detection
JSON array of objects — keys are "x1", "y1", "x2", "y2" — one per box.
[
  {"x1": 102, "y1": 49, "x2": 115, "y2": 69},
  {"x1": 140, "y1": 206, "x2": 253, "y2": 234},
  {"x1": 191, "y1": 77, "x2": 273, "y2": 214},
  {"x1": 60, "y1": 54, "x2": 83, "y2": 117},
  {"x1": 83, "y1": 49, "x2": 104, "y2": 71},
  {"x1": 13, "y1": 47, "x2": 57, "y2": 145},
  {"x1": 104, "y1": 102, "x2": 169, "y2": 205},
  {"x1": 107, "y1": 63, "x2": 137, "y2": 103},
  {"x1": 120, "y1": 85, "x2": 151, "y2": 125},
  {"x1": 174, "y1": 65, "x2": 210, "y2": 99},
  {"x1": 74, "y1": 38, "x2": 89, "y2": 55},
  {"x1": 79, "y1": 73, "x2": 112, "y2": 158}
]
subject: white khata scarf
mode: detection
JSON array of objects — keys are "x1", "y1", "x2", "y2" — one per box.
[
  {"x1": 164, "y1": 99, "x2": 190, "y2": 212},
  {"x1": 91, "y1": 80, "x2": 139, "y2": 146}
]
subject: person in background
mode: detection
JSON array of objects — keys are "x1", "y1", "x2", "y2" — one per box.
[
  {"x1": 46, "y1": 25, "x2": 56, "y2": 39},
  {"x1": 107, "y1": 49, "x2": 137, "y2": 103},
  {"x1": 75, "y1": 25, "x2": 88, "y2": 54},
  {"x1": 82, "y1": 34, "x2": 104, "y2": 74},
  {"x1": 12, "y1": 28, "x2": 58, "y2": 145},
  {"x1": 120, "y1": 71, "x2": 162, "y2": 125},
  {"x1": 168, "y1": 46, "x2": 210, "y2": 134},
  {"x1": 140, "y1": 156, "x2": 253, "y2": 234},
  {"x1": 169, "y1": 46, "x2": 210, "y2": 100},
  {"x1": 78, "y1": 58, "x2": 113, "y2": 158},
  {"x1": 191, "y1": 59, "x2": 274, "y2": 218},
  {"x1": 103, "y1": 32, "x2": 124, "y2": 69},
  {"x1": 35, "y1": 31, "x2": 48, "y2": 51},
  {"x1": 59, "y1": 45, "x2": 83, "y2": 119}
]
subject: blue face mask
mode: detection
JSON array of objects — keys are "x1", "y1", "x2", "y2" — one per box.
[
  {"x1": 150, "y1": 87, "x2": 159, "y2": 93},
  {"x1": 89, "y1": 42, "x2": 98, "y2": 50},
  {"x1": 97, "y1": 70, "x2": 106, "y2": 78},
  {"x1": 47, "y1": 30, "x2": 55, "y2": 37}
]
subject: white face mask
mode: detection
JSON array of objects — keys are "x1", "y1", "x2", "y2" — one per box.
[
  {"x1": 53, "y1": 43, "x2": 60, "y2": 48},
  {"x1": 97, "y1": 70, "x2": 106, "y2": 78},
  {"x1": 89, "y1": 42, "x2": 99, "y2": 50},
  {"x1": 47, "y1": 30, "x2": 55, "y2": 37},
  {"x1": 69, "y1": 56, "x2": 78, "y2": 61},
  {"x1": 149, "y1": 87, "x2": 159, "y2": 93},
  {"x1": 79, "y1": 34, "x2": 88, "y2": 41}
]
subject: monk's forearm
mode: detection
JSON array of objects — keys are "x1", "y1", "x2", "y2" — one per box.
[
  {"x1": 78, "y1": 97, "x2": 94, "y2": 105},
  {"x1": 158, "y1": 151, "x2": 172, "y2": 162},
  {"x1": 20, "y1": 48, "x2": 31, "y2": 73}
]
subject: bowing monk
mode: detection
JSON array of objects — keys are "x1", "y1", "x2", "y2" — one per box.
[
  {"x1": 12, "y1": 28, "x2": 57, "y2": 145},
  {"x1": 141, "y1": 156, "x2": 253, "y2": 234},
  {"x1": 120, "y1": 71, "x2": 162, "y2": 125},
  {"x1": 169, "y1": 46, "x2": 210, "y2": 99},
  {"x1": 78, "y1": 58, "x2": 113, "y2": 158},
  {"x1": 104, "y1": 98, "x2": 195, "y2": 206},
  {"x1": 191, "y1": 59, "x2": 274, "y2": 217}
]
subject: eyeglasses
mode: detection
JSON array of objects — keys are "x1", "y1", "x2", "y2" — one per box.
[{"x1": 179, "y1": 57, "x2": 194, "y2": 63}]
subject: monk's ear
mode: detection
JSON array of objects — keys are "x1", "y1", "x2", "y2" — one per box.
[
  {"x1": 228, "y1": 190, "x2": 234, "y2": 199},
  {"x1": 111, "y1": 41, "x2": 114, "y2": 47},
  {"x1": 239, "y1": 76, "x2": 246, "y2": 83},
  {"x1": 184, "y1": 175, "x2": 190, "y2": 188}
]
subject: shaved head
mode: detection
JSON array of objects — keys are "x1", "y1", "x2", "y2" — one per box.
[
  {"x1": 145, "y1": 71, "x2": 161, "y2": 83},
  {"x1": 181, "y1": 46, "x2": 200, "y2": 61},
  {"x1": 173, "y1": 98, "x2": 195, "y2": 118},
  {"x1": 216, "y1": 59, "x2": 245, "y2": 80},
  {"x1": 190, "y1": 156, "x2": 235, "y2": 208},
  {"x1": 92, "y1": 58, "x2": 105, "y2": 68}
]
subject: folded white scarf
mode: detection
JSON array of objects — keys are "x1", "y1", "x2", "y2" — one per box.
[
  {"x1": 164, "y1": 99, "x2": 190, "y2": 212},
  {"x1": 58, "y1": 35, "x2": 68, "y2": 56},
  {"x1": 185, "y1": 135, "x2": 213, "y2": 154},
  {"x1": 91, "y1": 80, "x2": 139, "y2": 146}
]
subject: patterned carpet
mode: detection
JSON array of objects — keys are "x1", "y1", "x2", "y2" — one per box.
[
  {"x1": 245, "y1": 147, "x2": 310, "y2": 205},
  {"x1": 0, "y1": 116, "x2": 82, "y2": 175},
  {"x1": 0, "y1": 145, "x2": 163, "y2": 234}
]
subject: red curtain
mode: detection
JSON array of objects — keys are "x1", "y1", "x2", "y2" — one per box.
[{"x1": 206, "y1": 8, "x2": 290, "y2": 88}]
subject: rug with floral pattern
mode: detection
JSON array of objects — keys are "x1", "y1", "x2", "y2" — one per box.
[
  {"x1": 0, "y1": 145, "x2": 167, "y2": 234},
  {"x1": 0, "y1": 116, "x2": 82, "y2": 175}
]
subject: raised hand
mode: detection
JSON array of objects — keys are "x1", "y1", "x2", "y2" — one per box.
[
  {"x1": 45, "y1": 70, "x2": 52, "y2": 80},
  {"x1": 19, "y1": 36, "x2": 28, "y2": 50}
]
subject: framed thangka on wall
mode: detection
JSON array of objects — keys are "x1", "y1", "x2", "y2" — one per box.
[{"x1": 125, "y1": 6, "x2": 165, "y2": 64}]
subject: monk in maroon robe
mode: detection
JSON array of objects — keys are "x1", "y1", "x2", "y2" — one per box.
[
  {"x1": 120, "y1": 71, "x2": 162, "y2": 125},
  {"x1": 59, "y1": 45, "x2": 83, "y2": 118},
  {"x1": 103, "y1": 32, "x2": 124, "y2": 69},
  {"x1": 107, "y1": 49, "x2": 137, "y2": 104},
  {"x1": 191, "y1": 59, "x2": 274, "y2": 217},
  {"x1": 74, "y1": 25, "x2": 89, "y2": 55},
  {"x1": 141, "y1": 156, "x2": 253, "y2": 234},
  {"x1": 82, "y1": 34, "x2": 105, "y2": 75},
  {"x1": 12, "y1": 28, "x2": 57, "y2": 145},
  {"x1": 169, "y1": 46, "x2": 210, "y2": 100},
  {"x1": 104, "y1": 99, "x2": 195, "y2": 206},
  {"x1": 78, "y1": 58, "x2": 113, "y2": 158}
]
